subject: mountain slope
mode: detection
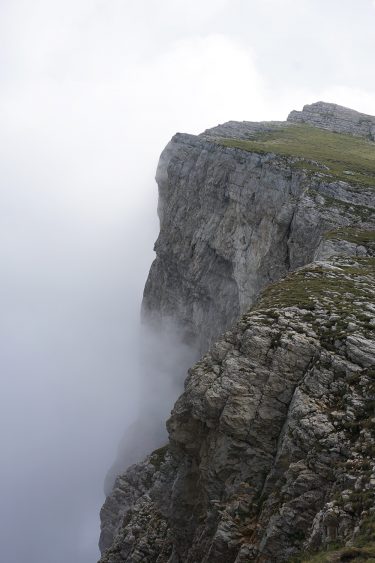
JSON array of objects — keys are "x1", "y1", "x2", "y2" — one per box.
[{"x1": 99, "y1": 103, "x2": 375, "y2": 562}]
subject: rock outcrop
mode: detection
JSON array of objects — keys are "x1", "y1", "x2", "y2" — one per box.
[
  {"x1": 100, "y1": 102, "x2": 375, "y2": 562},
  {"x1": 288, "y1": 101, "x2": 375, "y2": 141}
]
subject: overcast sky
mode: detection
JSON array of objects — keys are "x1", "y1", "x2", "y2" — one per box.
[{"x1": 1, "y1": 1, "x2": 375, "y2": 562}]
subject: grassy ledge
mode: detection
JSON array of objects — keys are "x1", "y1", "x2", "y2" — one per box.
[
  {"x1": 324, "y1": 228, "x2": 375, "y2": 249},
  {"x1": 214, "y1": 124, "x2": 375, "y2": 188},
  {"x1": 256, "y1": 257, "x2": 375, "y2": 313}
]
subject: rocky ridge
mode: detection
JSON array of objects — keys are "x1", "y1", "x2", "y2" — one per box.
[
  {"x1": 100, "y1": 103, "x2": 375, "y2": 562},
  {"x1": 288, "y1": 101, "x2": 375, "y2": 141}
]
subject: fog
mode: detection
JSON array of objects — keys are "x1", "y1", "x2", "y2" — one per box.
[{"x1": 1, "y1": 1, "x2": 375, "y2": 562}]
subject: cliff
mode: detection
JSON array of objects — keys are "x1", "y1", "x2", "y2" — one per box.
[
  {"x1": 142, "y1": 111, "x2": 374, "y2": 353},
  {"x1": 99, "y1": 102, "x2": 375, "y2": 562}
]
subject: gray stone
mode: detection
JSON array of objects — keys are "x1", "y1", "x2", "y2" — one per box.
[
  {"x1": 143, "y1": 129, "x2": 374, "y2": 354},
  {"x1": 288, "y1": 101, "x2": 375, "y2": 140},
  {"x1": 99, "y1": 102, "x2": 375, "y2": 563}
]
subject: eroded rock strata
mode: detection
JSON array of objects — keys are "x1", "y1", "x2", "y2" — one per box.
[
  {"x1": 100, "y1": 103, "x2": 375, "y2": 562},
  {"x1": 143, "y1": 117, "x2": 373, "y2": 353}
]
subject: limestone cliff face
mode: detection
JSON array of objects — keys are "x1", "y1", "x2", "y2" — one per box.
[
  {"x1": 100, "y1": 103, "x2": 375, "y2": 562},
  {"x1": 142, "y1": 123, "x2": 373, "y2": 353}
]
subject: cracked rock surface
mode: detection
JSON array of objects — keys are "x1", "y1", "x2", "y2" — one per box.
[
  {"x1": 100, "y1": 257, "x2": 375, "y2": 562},
  {"x1": 100, "y1": 103, "x2": 375, "y2": 562},
  {"x1": 143, "y1": 117, "x2": 374, "y2": 353}
]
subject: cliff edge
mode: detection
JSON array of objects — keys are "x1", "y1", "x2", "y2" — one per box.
[{"x1": 100, "y1": 102, "x2": 375, "y2": 562}]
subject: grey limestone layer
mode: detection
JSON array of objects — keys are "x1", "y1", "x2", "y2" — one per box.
[{"x1": 142, "y1": 125, "x2": 373, "y2": 354}]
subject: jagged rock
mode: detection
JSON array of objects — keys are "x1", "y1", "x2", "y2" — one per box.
[
  {"x1": 100, "y1": 103, "x2": 375, "y2": 562},
  {"x1": 100, "y1": 258, "x2": 375, "y2": 562},
  {"x1": 287, "y1": 101, "x2": 375, "y2": 140}
]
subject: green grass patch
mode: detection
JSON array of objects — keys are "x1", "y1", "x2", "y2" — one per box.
[
  {"x1": 255, "y1": 257, "x2": 375, "y2": 338},
  {"x1": 214, "y1": 124, "x2": 375, "y2": 188},
  {"x1": 324, "y1": 228, "x2": 375, "y2": 249},
  {"x1": 257, "y1": 260, "x2": 374, "y2": 311}
]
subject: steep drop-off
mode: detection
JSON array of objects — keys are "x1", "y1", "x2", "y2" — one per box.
[
  {"x1": 143, "y1": 103, "x2": 374, "y2": 353},
  {"x1": 100, "y1": 102, "x2": 375, "y2": 562}
]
